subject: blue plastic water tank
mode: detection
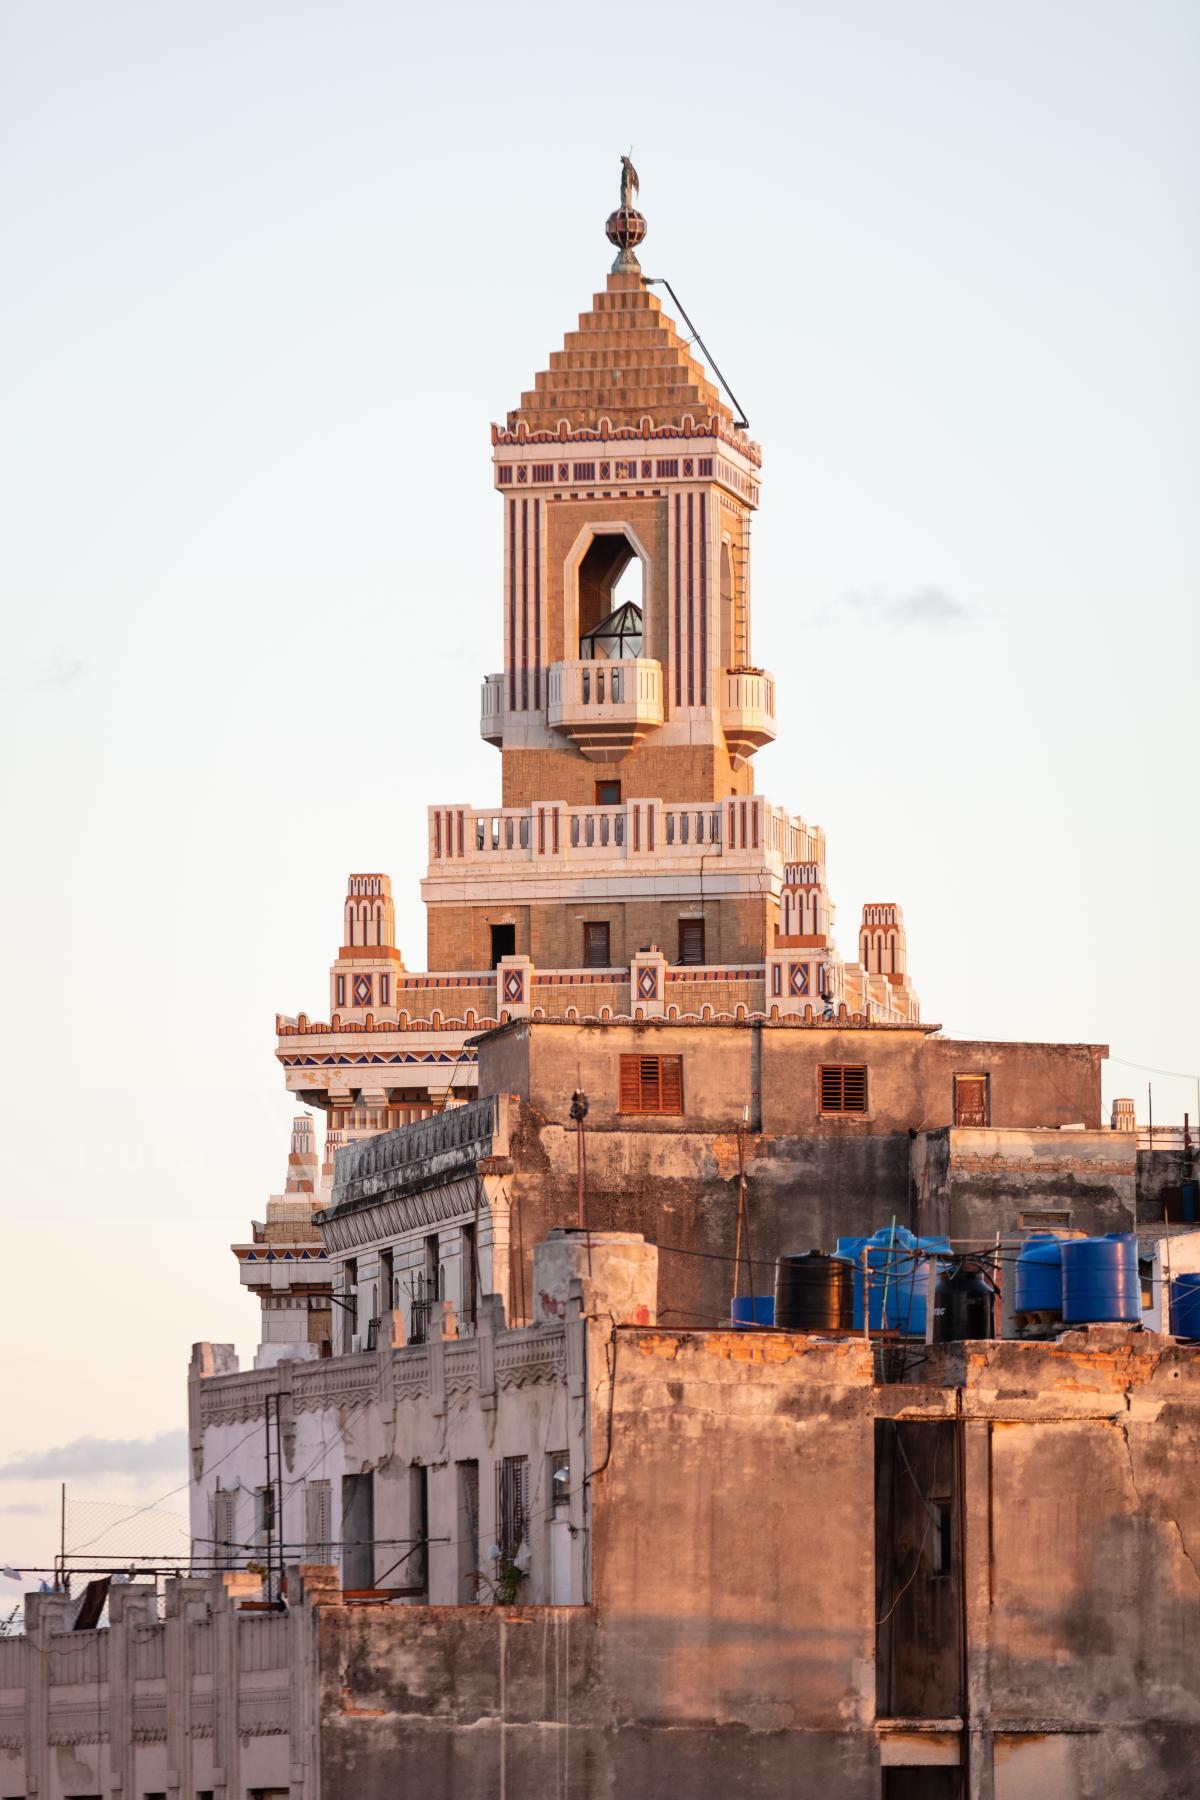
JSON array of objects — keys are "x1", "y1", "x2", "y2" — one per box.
[
  {"x1": 1014, "y1": 1233, "x2": 1064, "y2": 1316},
  {"x1": 834, "y1": 1225, "x2": 952, "y2": 1335},
  {"x1": 730, "y1": 1295, "x2": 775, "y2": 1329},
  {"x1": 1170, "y1": 1273, "x2": 1200, "y2": 1338},
  {"x1": 1061, "y1": 1234, "x2": 1140, "y2": 1325}
]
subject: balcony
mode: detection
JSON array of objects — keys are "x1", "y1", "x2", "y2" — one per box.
[
  {"x1": 721, "y1": 667, "x2": 777, "y2": 761},
  {"x1": 480, "y1": 672, "x2": 504, "y2": 748},
  {"x1": 547, "y1": 658, "x2": 664, "y2": 759}
]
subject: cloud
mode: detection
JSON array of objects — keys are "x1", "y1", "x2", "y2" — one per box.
[
  {"x1": 839, "y1": 584, "x2": 971, "y2": 627},
  {"x1": 31, "y1": 651, "x2": 91, "y2": 689},
  {"x1": 0, "y1": 1501, "x2": 44, "y2": 1516},
  {"x1": 0, "y1": 1431, "x2": 187, "y2": 1482}
]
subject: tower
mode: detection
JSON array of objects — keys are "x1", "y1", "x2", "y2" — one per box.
[
  {"x1": 269, "y1": 158, "x2": 923, "y2": 1264},
  {"x1": 424, "y1": 169, "x2": 791, "y2": 977},
  {"x1": 231, "y1": 1114, "x2": 332, "y2": 1368}
]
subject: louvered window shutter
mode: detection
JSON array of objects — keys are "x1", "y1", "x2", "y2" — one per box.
[
  {"x1": 619, "y1": 1054, "x2": 642, "y2": 1111},
  {"x1": 660, "y1": 1057, "x2": 683, "y2": 1113},
  {"x1": 306, "y1": 1480, "x2": 332, "y2": 1562},
  {"x1": 214, "y1": 1490, "x2": 237, "y2": 1569},
  {"x1": 820, "y1": 1064, "x2": 868, "y2": 1114},
  {"x1": 619, "y1": 1054, "x2": 683, "y2": 1115}
]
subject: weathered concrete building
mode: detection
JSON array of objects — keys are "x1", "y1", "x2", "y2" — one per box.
[
  {"x1": 171, "y1": 1226, "x2": 1200, "y2": 1799},
  {"x1": 16, "y1": 160, "x2": 1191, "y2": 1800}
]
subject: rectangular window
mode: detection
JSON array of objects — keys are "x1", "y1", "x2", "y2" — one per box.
[
  {"x1": 462, "y1": 1221, "x2": 477, "y2": 1325},
  {"x1": 498, "y1": 464, "x2": 513, "y2": 484},
  {"x1": 336, "y1": 974, "x2": 345, "y2": 1007},
  {"x1": 595, "y1": 779, "x2": 621, "y2": 806},
  {"x1": 496, "y1": 1454, "x2": 530, "y2": 1567},
  {"x1": 619, "y1": 1054, "x2": 684, "y2": 1116},
  {"x1": 410, "y1": 1464, "x2": 430, "y2": 1593},
  {"x1": 379, "y1": 972, "x2": 390, "y2": 1007},
  {"x1": 341, "y1": 1472, "x2": 375, "y2": 1591},
  {"x1": 678, "y1": 918, "x2": 705, "y2": 965},
  {"x1": 531, "y1": 462, "x2": 553, "y2": 481},
  {"x1": 656, "y1": 458, "x2": 679, "y2": 477},
  {"x1": 305, "y1": 1479, "x2": 332, "y2": 1562},
  {"x1": 490, "y1": 922, "x2": 516, "y2": 964},
  {"x1": 256, "y1": 1484, "x2": 275, "y2": 1538},
  {"x1": 212, "y1": 1488, "x2": 237, "y2": 1571},
  {"x1": 572, "y1": 461, "x2": 596, "y2": 482},
  {"x1": 583, "y1": 922, "x2": 611, "y2": 968},
  {"x1": 457, "y1": 1459, "x2": 480, "y2": 1602},
  {"x1": 819, "y1": 1064, "x2": 868, "y2": 1115},
  {"x1": 953, "y1": 1073, "x2": 989, "y2": 1127}
]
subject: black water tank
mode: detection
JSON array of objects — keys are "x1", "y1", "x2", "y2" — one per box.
[
  {"x1": 774, "y1": 1252, "x2": 854, "y2": 1331},
  {"x1": 932, "y1": 1261, "x2": 994, "y2": 1342}
]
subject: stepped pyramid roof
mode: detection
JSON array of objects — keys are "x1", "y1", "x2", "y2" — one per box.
[{"x1": 505, "y1": 270, "x2": 738, "y2": 439}]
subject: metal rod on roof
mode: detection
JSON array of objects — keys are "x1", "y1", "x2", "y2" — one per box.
[{"x1": 641, "y1": 276, "x2": 750, "y2": 430}]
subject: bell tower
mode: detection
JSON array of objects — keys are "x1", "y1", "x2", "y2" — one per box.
[{"x1": 482, "y1": 171, "x2": 775, "y2": 810}]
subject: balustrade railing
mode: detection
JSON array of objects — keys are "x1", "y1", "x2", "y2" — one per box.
[{"x1": 430, "y1": 796, "x2": 820, "y2": 870}]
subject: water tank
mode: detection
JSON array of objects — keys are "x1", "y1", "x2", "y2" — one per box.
[
  {"x1": 730, "y1": 1295, "x2": 775, "y2": 1329},
  {"x1": 835, "y1": 1226, "x2": 952, "y2": 1335},
  {"x1": 1170, "y1": 1273, "x2": 1200, "y2": 1339},
  {"x1": 774, "y1": 1252, "x2": 854, "y2": 1331},
  {"x1": 932, "y1": 1261, "x2": 994, "y2": 1342},
  {"x1": 1014, "y1": 1233, "x2": 1064, "y2": 1319},
  {"x1": 1061, "y1": 1234, "x2": 1140, "y2": 1325}
]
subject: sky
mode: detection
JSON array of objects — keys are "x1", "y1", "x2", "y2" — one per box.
[{"x1": 1, "y1": 0, "x2": 1196, "y2": 1574}]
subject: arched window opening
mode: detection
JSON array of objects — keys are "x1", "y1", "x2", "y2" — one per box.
[{"x1": 578, "y1": 535, "x2": 643, "y2": 659}]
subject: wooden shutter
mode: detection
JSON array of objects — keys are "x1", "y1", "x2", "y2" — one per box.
[
  {"x1": 213, "y1": 1489, "x2": 238, "y2": 1570},
  {"x1": 678, "y1": 919, "x2": 705, "y2": 965},
  {"x1": 584, "y1": 922, "x2": 610, "y2": 968},
  {"x1": 954, "y1": 1075, "x2": 989, "y2": 1127},
  {"x1": 619, "y1": 1054, "x2": 683, "y2": 1115},
  {"x1": 819, "y1": 1064, "x2": 868, "y2": 1114}
]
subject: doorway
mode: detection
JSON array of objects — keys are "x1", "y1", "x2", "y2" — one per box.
[{"x1": 490, "y1": 922, "x2": 515, "y2": 965}]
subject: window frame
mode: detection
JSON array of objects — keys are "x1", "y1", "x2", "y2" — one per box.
[
  {"x1": 953, "y1": 1072, "x2": 990, "y2": 1128},
  {"x1": 583, "y1": 921, "x2": 611, "y2": 968},
  {"x1": 677, "y1": 918, "x2": 706, "y2": 965},
  {"x1": 618, "y1": 1053, "x2": 684, "y2": 1116},
  {"x1": 818, "y1": 1063, "x2": 869, "y2": 1116}
]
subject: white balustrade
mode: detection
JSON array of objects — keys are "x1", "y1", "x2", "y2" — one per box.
[{"x1": 428, "y1": 796, "x2": 822, "y2": 874}]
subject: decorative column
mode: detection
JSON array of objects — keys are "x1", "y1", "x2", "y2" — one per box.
[
  {"x1": 23, "y1": 1588, "x2": 71, "y2": 1798},
  {"x1": 630, "y1": 946, "x2": 667, "y2": 1019},
  {"x1": 496, "y1": 953, "x2": 533, "y2": 1020}
]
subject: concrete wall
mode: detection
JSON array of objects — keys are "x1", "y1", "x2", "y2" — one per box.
[
  {"x1": 474, "y1": 1022, "x2": 1115, "y2": 1328},
  {"x1": 314, "y1": 1327, "x2": 1200, "y2": 1800},
  {"x1": 479, "y1": 1019, "x2": 1105, "y2": 1135},
  {"x1": 0, "y1": 1574, "x2": 308, "y2": 1800},
  {"x1": 914, "y1": 1127, "x2": 1137, "y2": 1240},
  {"x1": 316, "y1": 1330, "x2": 882, "y2": 1799}
]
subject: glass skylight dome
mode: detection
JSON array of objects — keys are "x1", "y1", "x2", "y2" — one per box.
[{"x1": 581, "y1": 600, "x2": 643, "y2": 661}]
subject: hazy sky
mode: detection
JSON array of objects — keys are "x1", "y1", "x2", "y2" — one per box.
[{"x1": 1, "y1": 0, "x2": 1196, "y2": 1572}]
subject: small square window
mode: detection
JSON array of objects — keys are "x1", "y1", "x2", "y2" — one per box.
[
  {"x1": 595, "y1": 780, "x2": 621, "y2": 807},
  {"x1": 619, "y1": 1054, "x2": 683, "y2": 1115},
  {"x1": 819, "y1": 1064, "x2": 868, "y2": 1115}
]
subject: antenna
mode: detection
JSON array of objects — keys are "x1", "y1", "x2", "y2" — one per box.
[{"x1": 642, "y1": 275, "x2": 750, "y2": 430}]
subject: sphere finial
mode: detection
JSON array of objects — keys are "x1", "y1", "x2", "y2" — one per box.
[{"x1": 606, "y1": 154, "x2": 647, "y2": 273}]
